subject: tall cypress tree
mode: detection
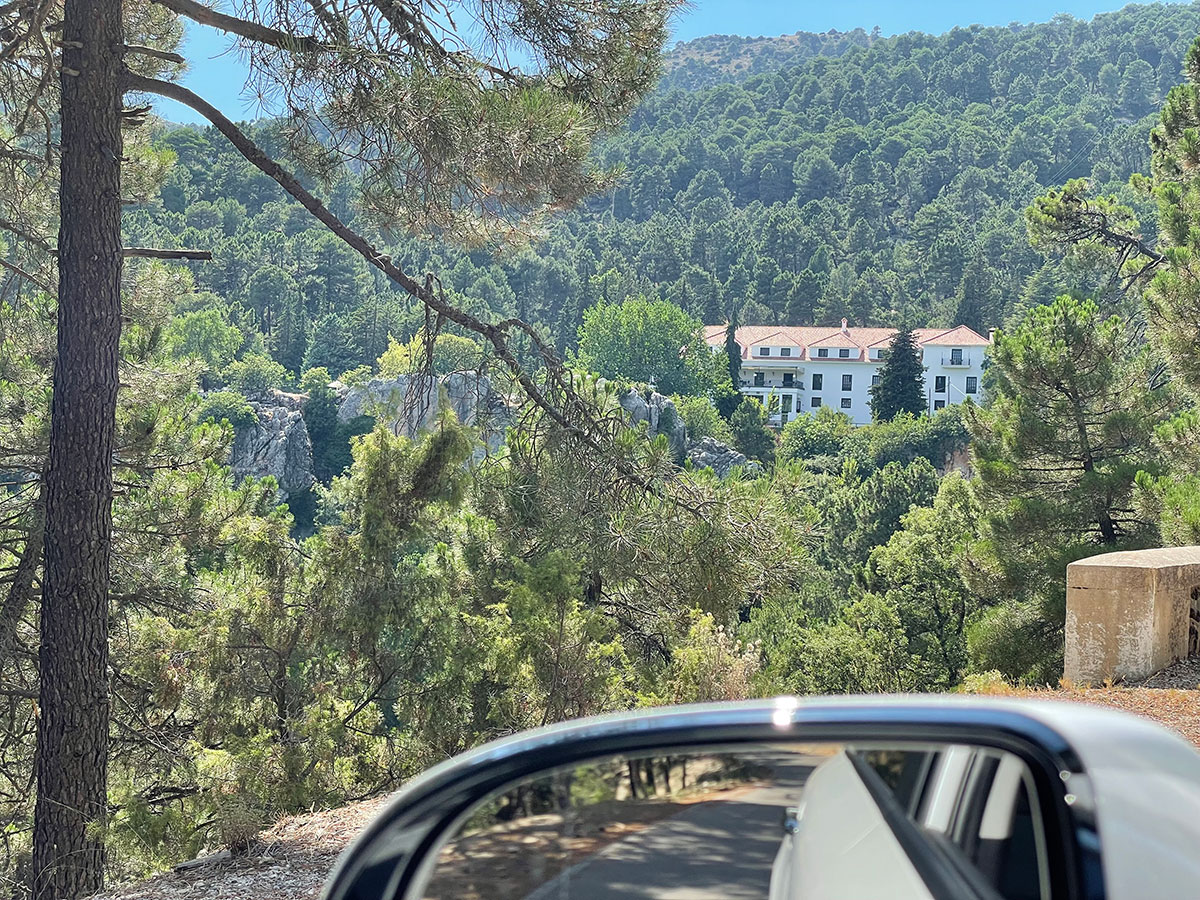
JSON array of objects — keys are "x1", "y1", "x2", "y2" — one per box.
[
  {"x1": 724, "y1": 311, "x2": 742, "y2": 388},
  {"x1": 870, "y1": 327, "x2": 926, "y2": 420}
]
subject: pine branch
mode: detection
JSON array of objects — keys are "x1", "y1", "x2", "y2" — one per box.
[
  {"x1": 124, "y1": 71, "x2": 701, "y2": 512},
  {"x1": 147, "y1": 0, "x2": 331, "y2": 53}
]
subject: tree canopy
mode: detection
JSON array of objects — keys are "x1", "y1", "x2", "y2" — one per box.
[
  {"x1": 575, "y1": 297, "x2": 711, "y2": 395},
  {"x1": 870, "y1": 327, "x2": 926, "y2": 421}
]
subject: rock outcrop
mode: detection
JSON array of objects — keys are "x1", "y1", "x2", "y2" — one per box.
[
  {"x1": 686, "y1": 436, "x2": 762, "y2": 478},
  {"x1": 229, "y1": 401, "x2": 315, "y2": 500},
  {"x1": 617, "y1": 389, "x2": 688, "y2": 461},
  {"x1": 337, "y1": 372, "x2": 511, "y2": 450}
]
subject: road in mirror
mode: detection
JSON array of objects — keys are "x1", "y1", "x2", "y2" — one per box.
[{"x1": 417, "y1": 742, "x2": 1052, "y2": 900}]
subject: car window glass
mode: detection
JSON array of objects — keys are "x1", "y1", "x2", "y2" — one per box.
[{"x1": 856, "y1": 746, "x2": 1051, "y2": 900}]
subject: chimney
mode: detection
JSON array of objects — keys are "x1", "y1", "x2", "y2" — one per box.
[
  {"x1": 987, "y1": 328, "x2": 996, "y2": 343},
  {"x1": 841, "y1": 317, "x2": 849, "y2": 334}
]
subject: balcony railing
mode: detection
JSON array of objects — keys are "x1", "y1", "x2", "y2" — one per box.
[
  {"x1": 941, "y1": 355, "x2": 971, "y2": 367},
  {"x1": 744, "y1": 380, "x2": 804, "y2": 390}
]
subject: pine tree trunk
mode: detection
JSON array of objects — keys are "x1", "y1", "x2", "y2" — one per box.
[{"x1": 32, "y1": 0, "x2": 123, "y2": 891}]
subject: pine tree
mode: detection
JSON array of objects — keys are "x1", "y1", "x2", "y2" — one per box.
[
  {"x1": 870, "y1": 328, "x2": 926, "y2": 421},
  {"x1": 303, "y1": 314, "x2": 361, "y2": 378}
]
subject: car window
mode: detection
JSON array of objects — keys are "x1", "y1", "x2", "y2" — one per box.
[{"x1": 855, "y1": 746, "x2": 1051, "y2": 900}]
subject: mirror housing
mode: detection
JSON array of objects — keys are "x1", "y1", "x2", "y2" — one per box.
[{"x1": 320, "y1": 695, "x2": 1200, "y2": 900}]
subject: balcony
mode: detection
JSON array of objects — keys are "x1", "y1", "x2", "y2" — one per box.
[
  {"x1": 744, "y1": 379, "x2": 804, "y2": 391},
  {"x1": 941, "y1": 354, "x2": 971, "y2": 367}
]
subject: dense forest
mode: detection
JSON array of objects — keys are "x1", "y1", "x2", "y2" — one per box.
[
  {"x1": 6, "y1": 0, "x2": 1200, "y2": 893},
  {"x1": 127, "y1": 0, "x2": 1200, "y2": 378}
]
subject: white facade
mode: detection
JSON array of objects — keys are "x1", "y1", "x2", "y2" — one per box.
[{"x1": 705, "y1": 321, "x2": 990, "y2": 427}]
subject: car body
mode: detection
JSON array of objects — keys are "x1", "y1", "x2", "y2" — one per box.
[{"x1": 323, "y1": 695, "x2": 1200, "y2": 900}]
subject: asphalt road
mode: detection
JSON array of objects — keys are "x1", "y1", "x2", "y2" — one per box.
[{"x1": 523, "y1": 759, "x2": 814, "y2": 900}]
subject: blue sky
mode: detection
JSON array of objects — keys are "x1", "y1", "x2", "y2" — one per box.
[{"x1": 156, "y1": 0, "x2": 1186, "y2": 124}]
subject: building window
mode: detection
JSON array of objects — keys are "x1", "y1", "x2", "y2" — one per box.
[
  {"x1": 842, "y1": 374, "x2": 853, "y2": 391},
  {"x1": 782, "y1": 373, "x2": 794, "y2": 387},
  {"x1": 951, "y1": 348, "x2": 963, "y2": 365},
  {"x1": 811, "y1": 397, "x2": 822, "y2": 408},
  {"x1": 966, "y1": 376, "x2": 978, "y2": 394},
  {"x1": 839, "y1": 348, "x2": 850, "y2": 358},
  {"x1": 758, "y1": 347, "x2": 770, "y2": 357},
  {"x1": 817, "y1": 348, "x2": 829, "y2": 358},
  {"x1": 812, "y1": 373, "x2": 823, "y2": 390},
  {"x1": 754, "y1": 372, "x2": 765, "y2": 387},
  {"x1": 872, "y1": 374, "x2": 881, "y2": 386},
  {"x1": 934, "y1": 399, "x2": 946, "y2": 410},
  {"x1": 780, "y1": 347, "x2": 792, "y2": 357},
  {"x1": 935, "y1": 375, "x2": 946, "y2": 393},
  {"x1": 840, "y1": 398, "x2": 852, "y2": 409}
]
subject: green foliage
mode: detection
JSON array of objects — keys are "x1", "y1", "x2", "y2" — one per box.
[
  {"x1": 865, "y1": 475, "x2": 983, "y2": 689},
  {"x1": 223, "y1": 353, "x2": 287, "y2": 395},
  {"x1": 301, "y1": 368, "x2": 375, "y2": 484},
  {"x1": 164, "y1": 307, "x2": 244, "y2": 373},
  {"x1": 1140, "y1": 34, "x2": 1200, "y2": 398},
  {"x1": 967, "y1": 599, "x2": 1063, "y2": 685},
  {"x1": 195, "y1": 390, "x2": 256, "y2": 431},
  {"x1": 844, "y1": 407, "x2": 969, "y2": 473},
  {"x1": 779, "y1": 407, "x2": 854, "y2": 466},
  {"x1": 723, "y1": 316, "x2": 741, "y2": 387},
  {"x1": 747, "y1": 593, "x2": 913, "y2": 695},
  {"x1": 821, "y1": 458, "x2": 940, "y2": 584},
  {"x1": 376, "y1": 332, "x2": 484, "y2": 378},
  {"x1": 729, "y1": 397, "x2": 775, "y2": 465},
  {"x1": 673, "y1": 395, "x2": 732, "y2": 444},
  {"x1": 654, "y1": 611, "x2": 762, "y2": 704},
  {"x1": 781, "y1": 406, "x2": 969, "y2": 475},
  {"x1": 965, "y1": 296, "x2": 1169, "y2": 679},
  {"x1": 575, "y1": 297, "x2": 711, "y2": 396},
  {"x1": 869, "y1": 327, "x2": 925, "y2": 421},
  {"x1": 970, "y1": 296, "x2": 1166, "y2": 550},
  {"x1": 303, "y1": 313, "x2": 361, "y2": 377},
  {"x1": 17, "y1": 6, "x2": 1200, "y2": 883}
]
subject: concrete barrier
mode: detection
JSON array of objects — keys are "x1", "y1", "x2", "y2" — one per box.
[{"x1": 1064, "y1": 547, "x2": 1200, "y2": 683}]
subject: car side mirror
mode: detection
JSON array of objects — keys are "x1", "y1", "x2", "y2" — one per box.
[{"x1": 321, "y1": 696, "x2": 1200, "y2": 900}]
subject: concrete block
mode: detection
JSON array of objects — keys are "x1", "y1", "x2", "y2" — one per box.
[{"x1": 1065, "y1": 547, "x2": 1200, "y2": 683}]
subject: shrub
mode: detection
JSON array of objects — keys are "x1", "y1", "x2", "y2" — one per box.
[
  {"x1": 224, "y1": 354, "x2": 286, "y2": 396},
  {"x1": 729, "y1": 397, "x2": 775, "y2": 464},
  {"x1": 674, "y1": 395, "x2": 733, "y2": 444},
  {"x1": 779, "y1": 407, "x2": 854, "y2": 462},
  {"x1": 195, "y1": 391, "x2": 256, "y2": 431}
]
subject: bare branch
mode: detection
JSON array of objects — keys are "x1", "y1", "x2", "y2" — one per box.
[
  {"x1": 0, "y1": 257, "x2": 52, "y2": 293},
  {"x1": 0, "y1": 217, "x2": 53, "y2": 254},
  {"x1": 123, "y1": 44, "x2": 185, "y2": 64},
  {"x1": 123, "y1": 247, "x2": 213, "y2": 260}
]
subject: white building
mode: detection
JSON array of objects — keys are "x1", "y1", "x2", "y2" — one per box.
[{"x1": 704, "y1": 319, "x2": 990, "y2": 427}]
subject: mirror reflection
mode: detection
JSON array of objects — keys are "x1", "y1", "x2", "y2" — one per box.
[{"x1": 419, "y1": 743, "x2": 1052, "y2": 900}]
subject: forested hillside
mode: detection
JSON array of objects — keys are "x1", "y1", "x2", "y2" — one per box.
[
  {"x1": 128, "y1": 1, "x2": 1200, "y2": 383},
  {"x1": 9, "y1": 0, "x2": 1200, "y2": 891}
]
